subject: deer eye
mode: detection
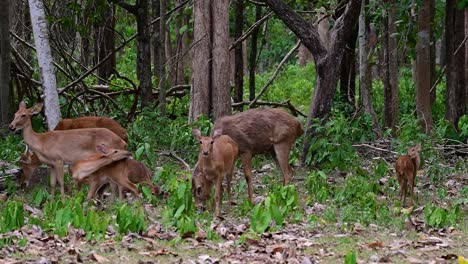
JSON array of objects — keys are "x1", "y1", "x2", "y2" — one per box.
[
  {"x1": 21, "y1": 114, "x2": 26, "y2": 118},
  {"x1": 196, "y1": 186, "x2": 202, "y2": 196},
  {"x1": 210, "y1": 141, "x2": 214, "y2": 145},
  {"x1": 199, "y1": 141, "x2": 202, "y2": 144}
]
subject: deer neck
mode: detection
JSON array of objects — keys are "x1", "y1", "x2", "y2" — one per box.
[
  {"x1": 411, "y1": 155, "x2": 420, "y2": 170},
  {"x1": 22, "y1": 118, "x2": 42, "y2": 152}
]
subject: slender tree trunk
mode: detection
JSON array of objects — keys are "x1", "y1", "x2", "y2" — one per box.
[
  {"x1": 189, "y1": 0, "x2": 211, "y2": 122},
  {"x1": 212, "y1": 0, "x2": 231, "y2": 120},
  {"x1": 0, "y1": 0, "x2": 10, "y2": 126},
  {"x1": 445, "y1": 0, "x2": 465, "y2": 128},
  {"x1": 95, "y1": 1, "x2": 115, "y2": 82},
  {"x1": 430, "y1": 0, "x2": 436, "y2": 106},
  {"x1": 339, "y1": 26, "x2": 358, "y2": 105},
  {"x1": 465, "y1": 9, "x2": 468, "y2": 108},
  {"x1": 416, "y1": 0, "x2": 434, "y2": 133},
  {"x1": 174, "y1": 0, "x2": 185, "y2": 86},
  {"x1": 248, "y1": 6, "x2": 261, "y2": 101},
  {"x1": 234, "y1": 0, "x2": 244, "y2": 104},
  {"x1": 158, "y1": 0, "x2": 166, "y2": 114},
  {"x1": 28, "y1": 0, "x2": 61, "y2": 130},
  {"x1": 382, "y1": 0, "x2": 399, "y2": 131},
  {"x1": 152, "y1": 0, "x2": 161, "y2": 89},
  {"x1": 359, "y1": 0, "x2": 380, "y2": 136}
]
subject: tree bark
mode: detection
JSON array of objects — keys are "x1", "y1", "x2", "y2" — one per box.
[
  {"x1": 189, "y1": 0, "x2": 211, "y2": 122},
  {"x1": 359, "y1": 0, "x2": 380, "y2": 137},
  {"x1": 152, "y1": 0, "x2": 161, "y2": 90},
  {"x1": 248, "y1": 6, "x2": 261, "y2": 101},
  {"x1": 0, "y1": 0, "x2": 10, "y2": 126},
  {"x1": 94, "y1": 1, "x2": 116, "y2": 82},
  {"x1": 339, "y1": 26, "x2": 357, "y2": 105},
  {"x1": 234, "y1": 0, "x2": 244, "y2": 104},
  {"x1": 429, "y1": 0, "x2": 436, "y2": 106},
  {"x1": 212, "y1": 0, "x2": 231, "y2": 120},
  {"x1": 465, "y1": 9, "x2": 468, "y2": 108},
  {"x1": 159, "y1": 0, "x2": 166, "y2": 115},
  {"x1": 382, "y1": 0, "x2": 399, "y2": 131},
  {"x1": 263, "y1": 0, "x2": 361, "y2": 163},
  {"x1": 416, "y1": 0, "x2": 434, "y2": 133},
  {"x1": 445, "y1": 0, "x2": 465, "y2": 128},
  {"x1": 28, "y1": 0, "x2": 61, "y2": 130}
]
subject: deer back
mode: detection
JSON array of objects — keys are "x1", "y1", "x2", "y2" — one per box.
[{"x1": 54, "y1": 116, "x2": 128, "y2": 142}]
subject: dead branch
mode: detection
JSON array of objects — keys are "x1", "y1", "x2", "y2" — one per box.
[
  {"x1": 230, "y1": 11, "x2": 273, "y2": 50},
  {"x1": 233, "y1": 99, "x2": 306, "y2": 117},
  {"x1": 249, "y1": 41, "x2": 301, "y2": 108},
  {"x1": 157, "y1": 151, "x2": 191, "y2": 171}
]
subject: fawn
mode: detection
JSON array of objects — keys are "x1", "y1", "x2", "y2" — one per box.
[{"x1": 395, "y1": 144, "x2": 421, "y2": 206}]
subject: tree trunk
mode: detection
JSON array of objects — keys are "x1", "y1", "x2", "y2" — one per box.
[
  {"x1": 358, "y1": 0, "x2": 380, "y2": 136},
  {"x1": 174, "y1": 0, "x2": 185, "y2": 86},
  {"x1": 382, "y1": 0, "x2": 399, "y2": 131},
  {"x1": 445, "y1": 0, "x2": 465, "y2": 128},
  {"x1": 248, "y1": 6, "x2": 261, "y2": 101},
  {"x1": 465, "y1": 9, "x2": 468, "y2": 108},
  {"x1": 234, "y1": 0, "x2": 244, "y2": 104},
  {"x1": 189, "y1": 0, "x2": 211, "y2": 122},
  {"x1": 152, "y1": 0, "x2": 161, "y2": 89},
  {"x1": 416, "y1": 0, "x2": 434, "y2": 133},
  {"x1": 0, "y1": 0, "x2": 10, "y2": 126},
  {"x1": 429, "y1": 0, "x2": 436, "y2": 106},
  {"x1": 339, "y1": 26, "x2": 357, "y2": 105},
  {"x1": 211, "y1": 0, "x2": 231, "y2": 120},
  {"x1": 263, "y1": 0, "x2": 361, "y2": 163},
  {"x1": 158, "y1": 0, "x2": 166, "y2": 115},
  {"x1": 28, "y1": 0, "x2": 61, "y2": 130},
  {"x1": 94, "y1": 1, "x2": 115, "y2": 82}
]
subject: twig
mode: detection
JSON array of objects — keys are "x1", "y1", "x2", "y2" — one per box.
[
  {"x1": 230, "y1": 11, "x2": 273, "y2": 50},
  {"x1": 352, "y1": 143, "x2": 399, "y2": 155},
  {"x1": 233, "y1": 99, "x2": 306, "y2": 117},
  {"x1": 158, "y1": 151, "x2": 191, "y2": 171},
  {"x1": 249, "y1": 41, "x2": 301, "y2": 108}
]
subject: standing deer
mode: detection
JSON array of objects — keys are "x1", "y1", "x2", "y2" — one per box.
[
  {"x1": 71, "y1": 145, "x2": 158, "y2": 201},
  {"x1": 192, "y1": 128, "x2": 238, "y2": 216},
  {"x1": 9, "y1": 101, "x2": 127, "y2": 198},
  {"x1": 395, "y1": 144, "x2": 421, "y2": 206},
  {"x1": 19, "y1": 116, "x2": 128, "y2": 187},
  {"x1": 212, "y1": 108, "x2": 303, "y2": 202}
]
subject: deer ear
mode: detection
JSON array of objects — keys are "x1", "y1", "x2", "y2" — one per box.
[
  {"x1": 192, "y1": 128, "x2": 202, "y2": 140},
  {"x1": 31, "y1": 102, "x2": 43, "y2": 115},
  {"x1": 212, "y1": 129, "x2": 222, "y2": 139},
  {"x1": 415, "y1": 143, "x2": 421, "y2": 150},
  {"x1": 19, "y1": 101, "x2": 26, "y2": 109},
  {"x1": 96, "y1": 144, "x2": 109, "y2": 155}
]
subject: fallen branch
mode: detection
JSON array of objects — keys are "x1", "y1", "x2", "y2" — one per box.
[
  {"x1": 157, "y1": 151, "x2": 191, "y2": 171},
  {"x1": 230, "y1": 11, "x2": 273, "y2": 50},
  {"x1": 249, "y1": 41, "x2": 301, "y2": 108},
  {"x1": 233, "y1": 99, "x2": 306, "y2": 117}
]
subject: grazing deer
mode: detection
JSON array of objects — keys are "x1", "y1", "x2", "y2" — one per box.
[
  {"x1": 395, "y1": 144, "x2": 421, "y2": 206},
  {"x1": 192, "y1": 128, "x2": 238, "y2": 216},
  {"x1": 212, "y1": 108, "x2": 303, "y2": 202},
  {"x1": 9, "y1": 101, "x2": 127, "y2": 198},
  {"x1": 19, "y1": 116, "x2": 128, "y2": 187},
  {"x1": 71, "y1": 145, "x2": 158, "y2": 201}
]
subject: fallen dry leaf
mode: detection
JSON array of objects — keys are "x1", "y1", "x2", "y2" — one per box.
[
  {"x1": 367, "y1": 240, "x2": 384, "y2": 249},
  {"x1": 90, "y1": 253, "x2": 109, "y2": 263}
]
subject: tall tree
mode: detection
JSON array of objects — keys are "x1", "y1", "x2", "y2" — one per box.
[
  {"x1": 189, "y1": 0, "x2": 231, "y2": 122},
  {"x1": 359, "y1": 0, "x2": 381, "y2": 136},
  {"x1": 110, "y1": 0, "x2": 152, "y2": 109},
  {"x1": 28, "y1": 0, "x2": 61, "y2": 130},
  {"x1": 94, "y1": 0, "x2": 116, "y2": 82},
  {"x1": 382, "y1": 0, "x2": 399, "y2": 131},
  {"x1": 445, "y1": 0, "x2": 465, "y2": 128},
  {"x1": 0, "y1": 0, "x2": 10, "y2": 126},
  {"x1": 263, "y1": 0, "x2": 361, "y2": 163},
  {"x1": 248, "y1": 6, "x2": 262, "y2": 101},
  {"x1": 159, "y1": 0, "x2": 167, "y2": 115},
  {"x1": 416, "y1": 0, "x2": 434, "y2": 132},
  {"x1": 234, "y1": 0, "x2": 244, "y2": 104}
]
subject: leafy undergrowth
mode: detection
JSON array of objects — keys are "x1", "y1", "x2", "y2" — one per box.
[{"x1": 0, "y1": 153, "x2": 466, "y2": 263}]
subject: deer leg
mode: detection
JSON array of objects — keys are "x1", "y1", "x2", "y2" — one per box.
[
  {"x1": 112, "y1": 176, "x2": 139, "y2": 200},
  {"x1": 226, "y1": 167, "x2": 233, "y2": 211},
  {"x1": 49, "y1": 165, "x2": 57, "y2": 198},
  {"x1": 55, "y1": 160, "x2": 66, "y2": 199},
  {"x1": 240, "y1": 153, "x2": 254, "y2": 203},
  {"x1": 86, "y1": 175, "x2": 101, "y2": 201},
  {"x1": 273, "y1": 142, "x2": 293, "y2": 185},
  {"x1": 214, "y1": 175, "x2": 223, "y2": 217},
  {"x1": 408, "y1": 175, "x2": 415, "y2": 206}
]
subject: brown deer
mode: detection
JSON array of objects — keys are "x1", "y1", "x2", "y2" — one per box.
[
  {"x1": 19, "y1": 116, "x2": 128, "y2": 187},
  {"x1": 395, "y1": 144, "x2": 421, "y2": 206},
  {"x1": 192, "y1": 128, "x2": 238, "y2": 216},
  {"x1": 9, "y1": 101, "x2": 127, "y2": 198},
  {"x1": 212, "y1": 108, "x2": 303, "y2": 202},
  {"x1": 71, "y1": 146, "x2": 158, "y2": 201}
]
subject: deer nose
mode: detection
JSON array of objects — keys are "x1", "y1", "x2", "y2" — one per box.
[
  {"x1": 203, "y1": 151, "x2": 209, "y2": 156},
  {"x1": 8, "y1": 124, "x2": 15, "y2": 131}
]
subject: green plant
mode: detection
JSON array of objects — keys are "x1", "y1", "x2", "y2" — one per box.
[
  {"x1": 306, "y1": 170, "x2": 331, "y2": 203},
  {"x1": 424, "y1": 203, "x2": 462, "y2": 228},
  {"x1": 345, "y1": 251, "x2": 357, "y2": 264},
  {"x1": 115, "y1": 203, "x2": 146, "y2": 234},
  {"x1": 1, "y1": 201, "x2": 25, "y2": 233}
]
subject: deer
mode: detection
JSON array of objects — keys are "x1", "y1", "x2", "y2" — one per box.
[
  {"x1": 71, "y1": 145, "x2": 159, "y2": 201},
  {"x1": 192, "y1": 128, "x2": 238, "y2": 216},
  {"x1": 395, "y1": 144, "x2": 421, "y2": 206},
  {"x1": 9, "y1": 101, "x2": 127, "y2": 199},
  {"x1": 19, "y1": 116, "x2": 128, "y2": 187},
  {"x1": 212, "y1": 108, "x2": 303, "y2": 203}
]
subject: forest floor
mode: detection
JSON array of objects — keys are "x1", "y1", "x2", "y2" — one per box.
[{"x1": 0, "y1": 157, "x2": 467, "y2": 264}]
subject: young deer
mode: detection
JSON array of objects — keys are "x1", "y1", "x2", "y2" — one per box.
[
  {"x1": 395, "y1": 144, "x2": 421, "y2": 206},
  {"x1": 192, "y1": 128, "x2": 238, "y2": 216},
  {"x1": 9, "y1": 101, "x2": 127, "y2": 198},
  {"x1": 212, "y1": 108, "x2": 303, "y2": 203},
  {"x1": 19, "y1": 116, "x2": 128, "y2": 187},
  {"x1": 71, "y1": 146, "x2": 158, "y2": 201}
]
